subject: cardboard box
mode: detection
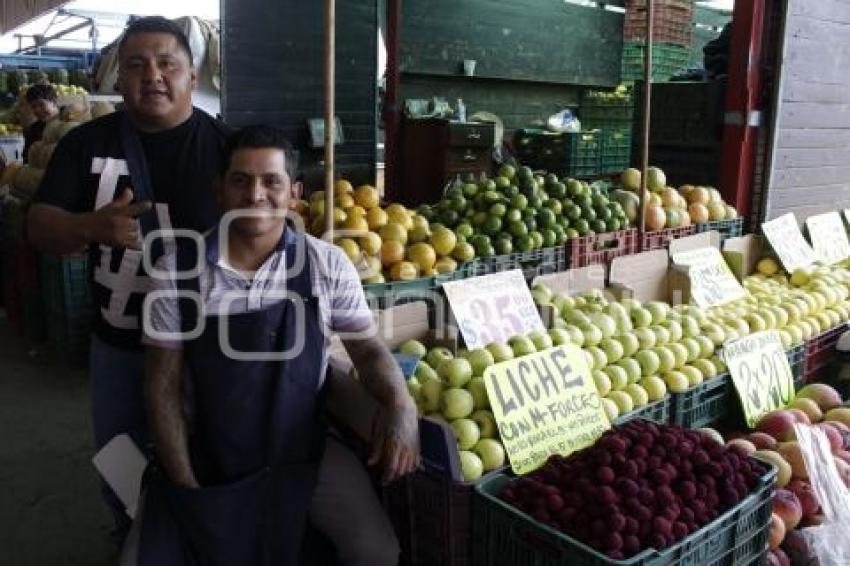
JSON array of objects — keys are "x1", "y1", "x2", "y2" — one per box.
[
  {"x1": 374, "y1": 301, "x2": 457, "y2": 352},
  {"x1": 723, "y1": 234, "x2": 768, "y2": 282},
  {"x1": 609, "y1": 249, "x2": 671, "y2": 302}
]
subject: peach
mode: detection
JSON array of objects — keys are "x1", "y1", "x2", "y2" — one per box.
[
  {"x1": 825, "y1": 407, "x2": 850, "y2": 427},
  {"x1": 753, "y1": 450, "x2": 792, "y2": 487},
  {"x1": 726, "y1": 438, "x2": 756, "y2": 456},
  {"x1": 756, "y1": 410, "x2": 798, "y2": 442},
  {"x1": 787, "y1": 408, "x2": 811, "y2": 426},
  {"x1": 747, "y1": 432, "x2": 778, "y2": 450},
  {"x1": 772, "y1": 488, "x2": 802, "y2": 530},
  {"x1": 787, "y1": 480, "x2": 820, "y2": 520},
  {"x1": 796, "y1": 383, "x2": 842, "y2": 412},
  {"x1": 777, "y1": 441, "x2": 809, "y2": 480},
  {"x1": 815, "y1": 422, "x2": 843, "y2": 452},
  {"x1": 788, "y1": 397, "x2": 823, "y2": 423},
  {"x1": 770, "y1": 548, "x2": 790, "y2": 566},
  {"x1": 782, "y1": 529, "x2": 815, "y2": 565},
  {"x1": 768, "y1": 513, "x2": 785, "y2": 549}
]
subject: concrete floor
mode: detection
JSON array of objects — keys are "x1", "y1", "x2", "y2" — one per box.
[{"x1": 0, "y1": 317, "x2": 116, "y2": 566}]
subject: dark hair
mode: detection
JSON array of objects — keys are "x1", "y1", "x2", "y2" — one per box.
[
  {"x1": 118, "y1": 16, "x2": 193, "y2": 62},
  {"x1": 222, "y1": 125, "x2": 299, "y2": 181},
  {"x1": 25, "y1": 83, "x2": 57, "y2": 104}
]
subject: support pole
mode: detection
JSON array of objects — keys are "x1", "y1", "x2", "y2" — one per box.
[
  {"x1": 638, "y1": 0, "x2": 654, "y2": 244},
  {"x1": 324, "y1": 0, "x2": 336, "y2": 240},
  {"x1": 384, "y1": 0, "x2": 401, "y2": 202}
]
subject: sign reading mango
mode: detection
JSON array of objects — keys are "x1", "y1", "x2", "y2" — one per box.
[
  {"x1": 724, "y1": 330, "x2": 795, "y2": 428},
  {"x1": 672, "y1": 247, "x2": 747, "y2": 307},
  {"x1": 761, "y1": 213, "x2": 819, "y2": 272},
  {"x1": 483, "y1": 344, "x2": 610, "y2": 475}
]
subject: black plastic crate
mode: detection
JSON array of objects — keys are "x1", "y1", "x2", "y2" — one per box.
[
  {"x1": 39, "y1": 254, "x2": 93, "y2": 364},
  {"x1": 513, "y1": 130, "x2": 601, "y2": 178},
  {"x1": 695, "y1": 218, "x2": 744, "y2": 244},
  {"x1": 669, "y1": 374, "x2": 731, "y2": 429},
  {"x1": 474, "y1": 247, "x2": 567, "y2": 282},
  {"x1": 614, "y1": 396, "x2": 670, "y2": 425},
  {"x1": 787, "y1": 344, "x2": 805, "y2": 389},
  {"x1": 475, "y1": 458, "x2": 776, "y2": 566}
]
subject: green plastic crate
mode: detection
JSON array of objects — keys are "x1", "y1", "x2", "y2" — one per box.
[
  {"x1": 362, "y1": 261, "x2": 476, "y2": 311},
  {"x1": 621, "y1": 42, "x2": 691, "y2": 83},
  {"x1": 474, "y1": 461, "x2": 776, "y2": 566},
  {"x1": 599, "y1": 129, "x2": 633, "y2": 174},
  {"x1": 474, "y1": 247, "x2": 567, "y2": 282},
  {"x1": 514, "y1": 130, "x2": 602, "y2": 178},
  {"x1": 40, "y1": 254, "x2": 93, "y2": 364}
]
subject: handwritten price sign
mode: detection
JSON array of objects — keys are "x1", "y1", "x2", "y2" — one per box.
[
  {"x1": 761, "y1": 213, "x2": 819, "y2": 272},
  {"x1": 443, "y1": 269, "x2": 545, "y2": 349},
  {"x1": 724, "y1": 331, "x2": 795, "y2": 428},
  {"x1": 672, "y1": 247, "x2": 747, "y2": 307},
  {"x1": 483, "y1": 345, "x2": 610, "y2": 474},
  {"x1": 806, "y1": 211, "x2": 850, "y2": 265}
]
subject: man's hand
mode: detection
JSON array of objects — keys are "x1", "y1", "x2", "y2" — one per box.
[
  {"x1": 88, "y1": 188, "x2": 151, "y2": 250},
  {"x1": 368, "y1": 398, "x2": 420, "y2": 484}
]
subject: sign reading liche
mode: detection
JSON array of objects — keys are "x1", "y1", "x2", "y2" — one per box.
[{"x1": 483, "y1": 344, "x2": 610, "y2": 475}]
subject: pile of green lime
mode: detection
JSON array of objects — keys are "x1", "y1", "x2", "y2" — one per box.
[{"x1": 416, "y1": 165, "x2": 630, "y2": 258}]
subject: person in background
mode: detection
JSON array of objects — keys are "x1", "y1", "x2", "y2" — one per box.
[
  {"x1": 22, "y1": 83, "x2": 60, "y2": 163},
  {"x1": 27, "y1": 16, "x2": 229, "y2": 546},
  {"x1": 136, "y1": 125, "x2": 416, "y2": 565}
]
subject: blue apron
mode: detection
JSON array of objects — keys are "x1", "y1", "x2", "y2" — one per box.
[{"x1": 137, "y1": 227, "x2": 327, "y2": 566}]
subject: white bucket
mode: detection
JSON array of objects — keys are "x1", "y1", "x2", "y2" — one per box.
[{"x1": 0, "y1": 135, "x2": 24, "y2": 164}]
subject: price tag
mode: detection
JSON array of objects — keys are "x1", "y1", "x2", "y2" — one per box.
[
  {"x1": 483, "y1": 345, "x2": 610, "y2": 475},
  {"x1": 806, "y1": 212, "x2": 850, "y2": 264},
  {"x1": 761, "y1": 213, "x2": 819, "y2": 272},
  {"x1": 443, "y1": 269, "x2": 545, "y2": 349},
  {"x1": 723, "y1": 331, "x2": 795, "y2": 428},
  {"x1": 672, "y1": 247, "x2": 747, "y2": 307}
]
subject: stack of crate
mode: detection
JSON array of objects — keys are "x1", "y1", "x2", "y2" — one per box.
[
  {"x1": 621, "y1": 0, "x2": 694, "y2": 83},
  {"x1": 579, "y1": 88, "x2": 634, "y2": 174}
]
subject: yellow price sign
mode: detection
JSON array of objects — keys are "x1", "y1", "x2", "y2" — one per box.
[
  {"x1": 483, "y1": 345, "x2": 610, "y2": 475},
  {"x1": 723, "y1": 331, "x2": 795, "y2": 428}
]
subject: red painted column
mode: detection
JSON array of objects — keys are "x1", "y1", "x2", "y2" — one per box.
[
  {"x1": 383, "y1": 0, "x2": 401, "y2": 203},
  {"x1": 718, "y1": 0, "x2": 765, "y2": 221}
]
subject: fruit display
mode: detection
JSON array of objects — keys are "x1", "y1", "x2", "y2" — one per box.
[
  {"x1": 398, "y1": 339, "x2": 506, "y2": 481},
  {"x1": 531, "y1": 282, "x2": 727, "y2": 421},
  {"x1": 617, "y1": 166, "x2": 738, "y2": 231},
  {"x1": 722, "y1": 382, "x2": 850, "y2": 565},
  {"x1": 0, "y1": 122, "x2": 22, "y2": 135},
  {"x1": 301, "y1": 180, "x2": 473, "y2": 283},
  {"x1": 416, "y1": 164, "x2": 631, "y2": 259},
  {"x1": 496, "y1": 419, "x2": 770, "y2": 560}
]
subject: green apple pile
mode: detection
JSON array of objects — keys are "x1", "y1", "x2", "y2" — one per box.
[
  {"x1": 399, "y1": 340, "x2": 507, "y2": 481},
  {"x1": 532, "y1": 284, "x2": 728, "y2": 420},
  {"x1": 415, "y1": 165, "x2": 630, "y2": 259}
]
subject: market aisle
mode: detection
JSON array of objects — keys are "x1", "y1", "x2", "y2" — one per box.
[{"x1": 0, "y1": 317, "x2": 115, "y2": 566}]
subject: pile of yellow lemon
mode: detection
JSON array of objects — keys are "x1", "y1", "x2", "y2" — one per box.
[{"x1": 301, "y1": 180, "x2": 475, "y2": 283}]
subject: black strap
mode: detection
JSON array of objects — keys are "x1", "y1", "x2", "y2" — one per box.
[
  {"x1": 175, "y1": 239, "x2": 202, "y2": 336},
  {"x1": 120, "y1": 112, "x2": 163, "y2": 260}
]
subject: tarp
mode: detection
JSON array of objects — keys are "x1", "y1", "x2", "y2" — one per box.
[{"x1": 0, "y1": 0, "x2": 68, "y2": 35}]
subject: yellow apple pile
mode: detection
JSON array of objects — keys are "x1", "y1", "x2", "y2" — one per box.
[
  {"x1": 531, "y1": 284, "x2": 727, "y2": 422},
  {"x1": 300, "y1": 180, "x2": 474, "y2": 283}
]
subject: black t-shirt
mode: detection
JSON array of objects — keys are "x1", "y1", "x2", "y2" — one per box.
[
  {"x1": 34, "y1": 108, "x2": 229, "y2": 349},
  {"x1": 23, "y1": 120, "x2": 46, "y2": 163}
]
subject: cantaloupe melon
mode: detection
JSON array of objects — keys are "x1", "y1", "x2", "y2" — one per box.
[
  {"x1": 621, "y1": 168, "x2": 642, "y2": 192},
  {"x1": 725, "y1": 204, "x2": 738, "y2": 219},
  {"x1": 660, "y1": 187, "x2": 679, "y2": 208},
  {"x1": 707, "y1": 202, "x2": 726, "y2": 221},
  {"x1": 708, "y1": 187, "x2": 723, "y2": 204},
  {"x1": 688, "y1": 203, "x2": 710, "y2": 224},
  {"x1": 645, "y1": 205, "x2": 666, "y2": 231},
  {"x1": 646, "y1": 167, "x2": 667, "y2": 192},
  {"x1": 688, "y1": 186, "x2": 711, "y2": 205},
  {"x1": 665, "y1": 207, "x2": 682, "y2": 228}
]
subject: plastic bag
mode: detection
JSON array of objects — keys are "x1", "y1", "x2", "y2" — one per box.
[
  {"x1": 546, "y1": 109, "x2": 581, "y2": 133},
  {"x1": 794, "y1": 423, "x2": 850, "y2": 565}
]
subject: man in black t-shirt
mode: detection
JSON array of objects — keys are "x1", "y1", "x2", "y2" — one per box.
[{"x1": 28, "y1": 17, "x2": 228, "y2": 543}]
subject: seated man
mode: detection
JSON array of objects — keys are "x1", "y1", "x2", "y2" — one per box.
[{"x1": 135, "y1": 125, "x2": 418, "y2": 566}]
